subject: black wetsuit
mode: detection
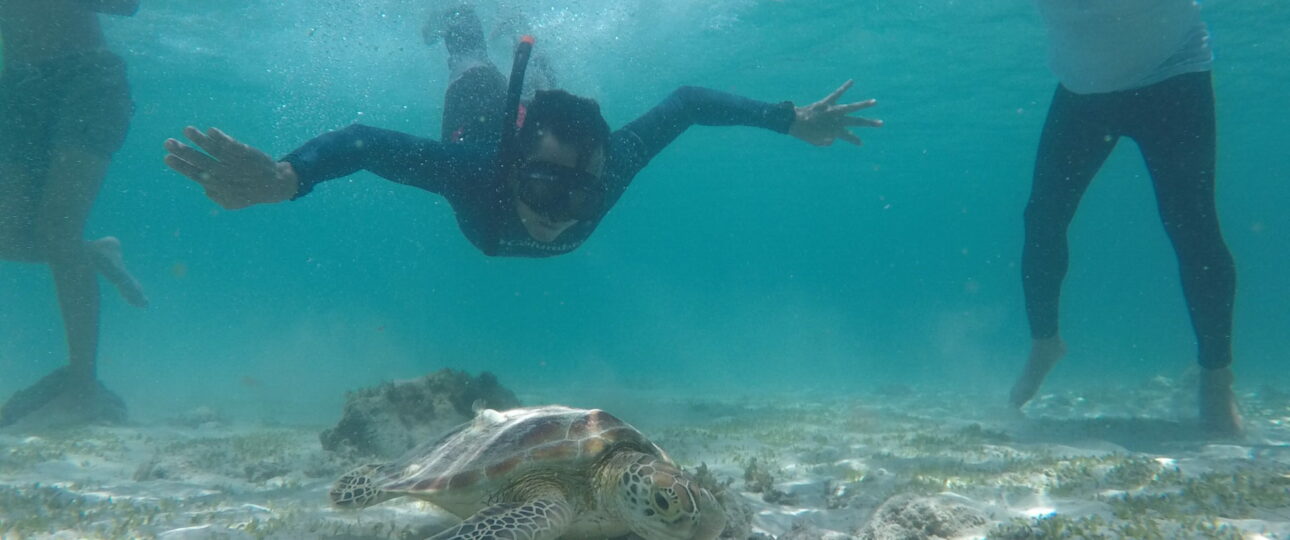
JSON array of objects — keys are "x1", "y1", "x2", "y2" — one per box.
[
  {"x1": 282, "y1": 86, "x2": 795, "y2": 258},
  {"x1": 1021, "y1": 71, "x2": 1235, "y2": 369}
]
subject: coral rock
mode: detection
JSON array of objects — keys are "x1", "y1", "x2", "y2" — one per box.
[
  {"x1": 856, "y1": 494, "x2": 986, "y2": 540},
  {"x1": 319, "y1": 369, "x2": 520, "y2": 458}
]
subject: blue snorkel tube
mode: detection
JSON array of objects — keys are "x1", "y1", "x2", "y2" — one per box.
[{"x1": 496, "y1": 35, "x2": 535, "y2": 184}]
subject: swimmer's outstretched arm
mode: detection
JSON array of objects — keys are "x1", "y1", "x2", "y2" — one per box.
[
  {"x1": 608, "y1": 82, "x2": 880, "y2": 180},
  {"x1": 165, "y1": 125, "x2": 481, "y2": 209},
  {"x1": 75, "y1": 0, "x2": 139, "y2": 16}
]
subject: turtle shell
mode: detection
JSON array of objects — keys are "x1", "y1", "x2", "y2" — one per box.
[{"x1": 376, "y1": 405, "x2": 669, "y2": 496}]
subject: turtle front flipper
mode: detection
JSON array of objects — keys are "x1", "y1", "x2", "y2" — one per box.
[
  {"x1": 427, "y1": 495, "x2": 573, "y2": 540},
  {"x1": 331, "y1": 464, "x2": 398, "y2": 509}
]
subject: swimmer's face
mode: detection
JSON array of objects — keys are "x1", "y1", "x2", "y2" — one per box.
[{"x1": 514, "y1": 132, "x2": 605, "y2": 243}]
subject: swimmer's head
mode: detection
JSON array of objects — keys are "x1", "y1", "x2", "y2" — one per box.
[
  {"x1": 511, "y1": 90, "x2": 610, "y2": 242},
  {"x1": 517, "y1": 90, "x2": 610, "y2": 171}
]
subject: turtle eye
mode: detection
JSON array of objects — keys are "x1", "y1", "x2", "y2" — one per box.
[
  {"x1": 649, "y1": 489, "x2": 685, "y2": 520},
  {"x1": 654, "y1": 493, "x2": 670, "y2": 511}
]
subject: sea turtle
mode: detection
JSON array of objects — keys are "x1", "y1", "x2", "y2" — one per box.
[{"x1": 331, "y1": 405, "x2": 726, "y2": 540}]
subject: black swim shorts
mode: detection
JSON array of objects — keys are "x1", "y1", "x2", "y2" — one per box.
[{"x1": 0, "y1": 49, "x2": 134, "y2": 163}]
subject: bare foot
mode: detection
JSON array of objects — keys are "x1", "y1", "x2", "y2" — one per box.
[
  {"x1": 1199, "y1": 367, "x2": 1243, "y2": 437},
  {"x1": 1009, "y1": 336, "x2": 1067, "y2": 408},
  {"x1": 88, "y1": 236, "x2": 148, "y2": 308}
]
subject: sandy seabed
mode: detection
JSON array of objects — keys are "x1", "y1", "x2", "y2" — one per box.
[{"x1": 2, "y1": 376, "x2": 1289, "y2": 540}]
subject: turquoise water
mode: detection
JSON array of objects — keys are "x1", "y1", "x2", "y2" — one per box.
[{"x1": 2, "y1": 0, "x2": 1287, "y2": 425}]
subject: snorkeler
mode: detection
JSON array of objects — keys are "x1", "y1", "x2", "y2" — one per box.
[
  {"x1": 0, "y1": 0, "x2": 148, "y2": 428},
  {"x1": 162, "y1": 5, "x2": 881, "y2": 258},
  {"x1": 1009, "y1": 0, "x2": 1242, "y2": 435}
]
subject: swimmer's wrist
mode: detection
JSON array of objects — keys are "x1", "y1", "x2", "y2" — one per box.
[
  {"x1": 275, "y1": 161, "x2": 302, "y2": 201},
  {"x1": 769, "y1": 100, "x2": 797, "y2": 134}
]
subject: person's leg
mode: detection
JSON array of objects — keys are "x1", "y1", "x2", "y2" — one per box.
[
  {"x1": 0, "y1": 53, "x2": 135, "y2": 428},
  {"x1": 0, "y1": 161, "x2": 40, "y2": 261},
  {"x1": 1011, "y1": 85, "x2": 1119, "y2": 408},
  {"x1": 488, "y1": 8, "x2": 557, "y2": 93},
  {"x1": 36, "y1": 145, "x2": 112, "y2": 381},
  {"x1": 2, "y1": 162, "x2": 146, "y2": 307},
  {"x1": 423, "y1": 4, "x2": 490, "y2": 71},
  {"x1": 57, "y1": 51, "x2": 146, "y2": 310},
  {"x1": 1131, "y1": 72, "x2": 1240, "y2": 435},
  {"x1": 0, "y1": 144, "x2": 129, "y2": 429},
  {"x1": 430, "y1": 5, "x2": 508, "y2": 146},
  {"x1": 0, "y1": 69, "x2": 144, "y2": 303},
  {"x1": 442, "y1": 5, "x2": 490, "y2": 77},
  {"x1": 0, "y1": 144, "x2": 128, "y2": 427},
  {"x1": 0, "y1": 68, "x2": 47, "y2": 262},
  {"x1": 88, "y1": 236, "x2": 148, "y2": 307},
  {"x1": 441, "y1": 65, "x2": 508, "y2": 145}
]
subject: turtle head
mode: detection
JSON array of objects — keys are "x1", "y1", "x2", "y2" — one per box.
[
  {"x1": 331, "y1": 463, "x2": 397, "y2": 509},
  {"x1": 610, "y1": 454, "x2": 726, "y2": 540}
]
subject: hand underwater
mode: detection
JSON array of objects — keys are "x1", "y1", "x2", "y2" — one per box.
[
  {"x1": 789, "y1": 80, "x2": 882, "y2": 147},
  {"x1": 163, "y1": 126, "x2": 298, "y2": 210}
]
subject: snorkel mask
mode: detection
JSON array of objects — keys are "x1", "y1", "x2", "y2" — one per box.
[
  {"x1": 516, "y1": 161, "x2": 605, "y2": 221},
  {"x1": 497, "y1": 36, "x2": 606, "y2": 222}
]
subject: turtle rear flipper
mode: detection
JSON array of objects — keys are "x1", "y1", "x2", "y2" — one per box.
[
  {"x1": 331, "y1": 464, "x2": 398, "y2": 508},
  {"x1": 428, "y1": 495, "x2": 573, "y2": 540}
]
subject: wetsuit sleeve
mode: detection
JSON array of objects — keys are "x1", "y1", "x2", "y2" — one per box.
[
  {"x1": 608, "y1": 86, "x2": 796, "y2": 180},
  {"x1": 281, "y1": 124, "x2": 489, "y2": 200},
  {"x1": 75, "y1": 0, "x2": 140, "y2": 15}
]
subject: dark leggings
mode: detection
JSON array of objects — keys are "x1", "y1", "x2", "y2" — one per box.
[
  {"x1": 441, "y1": 65, "x2": 506, "y2": 146},
  {"x1": 1021, "y1": 71, "x2": 1235, "y2": 370},
  {"x1": 437, "y1": 6, "x2": 554, "y2": 147},
  {"x1": 439, "y1": 6, "x2": 506, "y2": 146}
]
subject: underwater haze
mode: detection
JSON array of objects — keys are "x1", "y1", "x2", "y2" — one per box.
[{"x1": 2, "y1": 0, "x2": 1288, "y2": 426}]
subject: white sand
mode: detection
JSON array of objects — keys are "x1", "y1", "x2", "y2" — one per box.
[{"x1": 2, "y1": 378, "x2": 1288, "y2": 539}]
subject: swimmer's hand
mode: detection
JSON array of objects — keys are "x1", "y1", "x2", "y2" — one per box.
[
  {"x1": 163, "y1": 127, "x2": 298, "y2": 209},
  {"x1": 789, "y1": 80, "x2": 882, "y2": 147}
]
